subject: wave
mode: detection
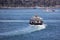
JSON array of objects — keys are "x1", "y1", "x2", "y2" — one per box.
[
  {"x1": 0, "y1": 24, "x2": 46, "y2": 36},
  {"x1": 0, "y1": 19, "x2": 59, "y2": 37}
]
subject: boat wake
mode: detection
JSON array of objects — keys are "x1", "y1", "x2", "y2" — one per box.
[
  {"x1": 0, "y1": 20, "x2": 59, "y2": 37},
  {"x1": 0, "y1": 24, "x2": 46, "y2": 37}
]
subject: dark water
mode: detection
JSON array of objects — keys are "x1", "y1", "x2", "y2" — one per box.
[{"x1": 0, "y1": 8, "x2": 60, "y2": 40}]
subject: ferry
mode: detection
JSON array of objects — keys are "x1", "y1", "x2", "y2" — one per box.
[
  {"x1": 29, "y1": 15, "x2": 43, "y2": 25},
  {"x1": 29, "y1": 15, "x2": 46, "y2": 29}
]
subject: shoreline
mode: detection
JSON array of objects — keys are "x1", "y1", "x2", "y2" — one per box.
[{"x1": 0, "y1": 7, "x2": 60, "y2": 9}]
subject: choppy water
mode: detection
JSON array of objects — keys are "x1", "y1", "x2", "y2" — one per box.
[{"x1": 0, "y1": 8, "x2": 60, "y2": 40}]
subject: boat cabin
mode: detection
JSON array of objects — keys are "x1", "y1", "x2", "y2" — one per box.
[{"x1": 29, "y1": 15, "x2": 43, "y2": 25}]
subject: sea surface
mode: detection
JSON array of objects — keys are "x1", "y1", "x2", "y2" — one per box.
[{"x1": 0, "y1": 8, "x2": 60, "y2": 40}]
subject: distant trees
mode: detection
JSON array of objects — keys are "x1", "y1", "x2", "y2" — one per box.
[{"x1": 0, "y1": 0, "x2": 60, "y2": 7}]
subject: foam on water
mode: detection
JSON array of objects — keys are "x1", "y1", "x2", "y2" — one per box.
[
  {"x1": 0, "y1": 24, "x2": 46, "y2": 36},
  {"x1": 0, "y1": 20, "x2": 59, "y2": 37}
]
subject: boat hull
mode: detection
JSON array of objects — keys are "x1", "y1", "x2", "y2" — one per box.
[
  {"x1": 29, "y1": 22, "x2": 43, "y2": 25},
  {"x1": 30, "y1": 24, "x2": 46, "y2": 30}
]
